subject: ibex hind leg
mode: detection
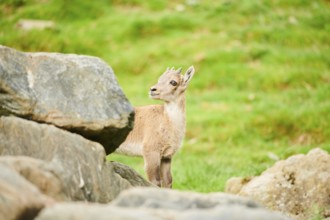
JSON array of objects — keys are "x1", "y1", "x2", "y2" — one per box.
[
  {"x1": 161, "y1": 158, "x2": 172, "y2": 188},
  {"x1": 143, "y1": 151, "x2": 161, "y2": 187}
]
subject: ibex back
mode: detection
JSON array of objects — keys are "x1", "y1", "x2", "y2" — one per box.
[{"x1": 116, "y1": 66, "x2": 195, "y2": 188}]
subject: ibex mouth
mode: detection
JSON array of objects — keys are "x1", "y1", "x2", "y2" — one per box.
[{"x1": 149, "y1": 92, "x2": 160, "y2": 98}]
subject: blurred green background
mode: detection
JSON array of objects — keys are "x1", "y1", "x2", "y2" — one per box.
[{"x1": 1, "y1": 0, "x2": 329, "y2": 192}]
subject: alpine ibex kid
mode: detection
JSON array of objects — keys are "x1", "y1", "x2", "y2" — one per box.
[{"x1": 116, "y1": 66, "x2": 195, "y2": 188}]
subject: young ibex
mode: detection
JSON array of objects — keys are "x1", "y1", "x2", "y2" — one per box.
[{"x1": 116, "y1": 66, "x2": 195, "y2": 188}]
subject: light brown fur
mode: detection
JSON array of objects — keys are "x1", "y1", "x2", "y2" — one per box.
[{"x1": 116, "y1": 66, "x2": 195, "y2": 187}]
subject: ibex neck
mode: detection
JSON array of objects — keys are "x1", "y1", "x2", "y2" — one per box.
[{"x1": 164, "y1": 95, "x2": 186, "y2": 125}]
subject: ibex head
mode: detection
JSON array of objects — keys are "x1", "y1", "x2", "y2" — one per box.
[{"x1": 149, "y1": 66, "x2": 195, "y2": 102}]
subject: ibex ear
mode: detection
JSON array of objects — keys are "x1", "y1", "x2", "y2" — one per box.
[{"x1": 182, "y1": 66, "x2": 195, "y2": 88}]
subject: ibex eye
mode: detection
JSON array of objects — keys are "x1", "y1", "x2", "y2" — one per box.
[{"x1": 170, "y1": 80, "x2": 177, "y2": 86}]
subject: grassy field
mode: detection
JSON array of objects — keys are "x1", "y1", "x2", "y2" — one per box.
[{"x1": 1, "y1": 0, "x2": 329, "y2": 192}]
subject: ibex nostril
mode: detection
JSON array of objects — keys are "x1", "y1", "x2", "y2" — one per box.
[{"x1": 150, "y1": 87, "x2": 157, "y2": 92}]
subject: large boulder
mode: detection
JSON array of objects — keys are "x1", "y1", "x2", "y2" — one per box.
[
  {"x1": 0, "y1": 45, "x2": 133, "y2": 154},
  {"x1": 36, "y1": 188, "x2": 290, "y2": 220},
  {"x1": 0, "y1": 116, "x2": 152, "y2": 203},
  {"x1": 225, "y1": 148, "x2": 330, "y2": 219},
  {"x1": 0, "y1": 161, "x2": 54, "y2": 220}
]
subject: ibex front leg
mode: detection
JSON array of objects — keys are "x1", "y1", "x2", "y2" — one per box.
[
  {"x1": 161, "y1": 158, "x2": 172, "y2": 188},
  {"x1": 143, "y1": 151, "x2": 161, "y2": 187}
]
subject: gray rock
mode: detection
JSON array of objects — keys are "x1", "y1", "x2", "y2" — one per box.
[
  {"x1": 178, "y1": 205, "x2": 289, "y2": 220},
  {"x1": 0, "y1": 45, "x2": 134, "y2": 154},
  {"x1": 0, "y1": 162, "x2": 54, "y2": 220},
  {"x1": 0, "y1": 116, "x2": 152, "y2": 203},
  {"x1": 36, "y1": 188, "x2": 290, "y2": 220},
  {"x1": 225, "y1": 148, "x2": 330, "y2": 219},
  {"x1": 0, "y1": 156, "x2": 68, "y2": 201},
  {"x1": 111, "y1": 161, "x2": 157, "y2": 188},
  {"x1": 36, "y1": 203, "x2": 171, "y2": 220},
  {"x1": 111, "y1": 187, "x2": 260, "y2": 210}
]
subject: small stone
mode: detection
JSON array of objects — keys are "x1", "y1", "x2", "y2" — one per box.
[{"x1": 16, "y1": 19, "x2": 55, "y2": 30}]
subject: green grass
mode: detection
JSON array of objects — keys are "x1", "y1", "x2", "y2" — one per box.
[{"x1": 1, "y1": 0, "x2": 329, "y2": 193}]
